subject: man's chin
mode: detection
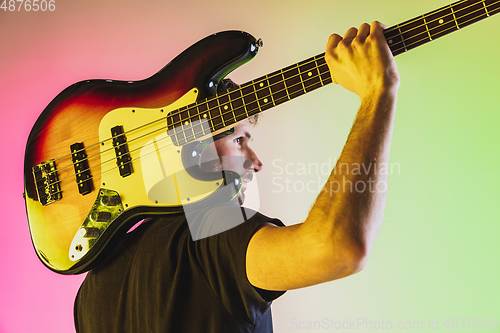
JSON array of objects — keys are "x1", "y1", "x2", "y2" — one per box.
[{"x1": 234, "y1": 190, "x2": 246, "y2": 206}]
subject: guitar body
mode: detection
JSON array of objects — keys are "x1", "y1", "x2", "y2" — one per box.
[{"x1": 24, "y1": 31, "x2": 259, "y2": 274}]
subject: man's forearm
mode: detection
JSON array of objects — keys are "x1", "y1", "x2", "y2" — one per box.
[
  {"x1": 246, "y1": 22, "x2": 400, "y2": 290},
  {"x1": 304, "y1": 89, "x2": 397, "y2": 268}
]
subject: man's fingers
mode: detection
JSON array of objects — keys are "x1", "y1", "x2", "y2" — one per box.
[
  {"x1": 356, "y1": 23, "x2": 370, "y2": 42},
  {"x1": 370, "y1": 21, "x2": 387, "y2": 37},
  {"x1": 372, "y1": 20, "x2": 388, "y2": 30},
  {"x1": 342, "y1": 27, "x2": 358, "y2": 45},
  {"x1": 326, "y1": 34, "x2": 341, "y2": 84},
  {"x1": 327, "y1": 33, "x2": 343, "y2": 49}
]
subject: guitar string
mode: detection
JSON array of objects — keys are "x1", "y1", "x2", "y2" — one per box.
[
  {"x1": 38, "y1": 0, "x2": 498, "y2": 194},
  {"x1": 384, "y1": 0, "x2": 469, "y2": 36},
  {"x1": 178, "y1": 0, "x2": 499, "y2": 131},
  {"x1": 67, "y1": 0, "x2": 500, "y2": 168},
  {"x1": 386, "y1": 0, "x2": 500, "y2": 53},
  {"x1": 38, "y1": 64, "x2": 331, "y2": 197},
  {"x1": 37, "y1": 65, "x2": 320, "y2": 189},
  {"x1": 390, "y1": 7, "x2": 500, "y2": 55},
  {"x1": 36, "y1": 2, "x2": 499, "y2": 194},
  {"x1": 76, "y1": 0, "x2": 500, "y2": 162},
  {"x1": 44, "y1": 0, "x2": 499, "y2": 171},
  {"x1": 40, "y1": 55, "x2": 325, "y2": 170},
  {"x1": 39, "y1": 61, "x2": 330, "y2": 193},
  {"x1": 38, "y1": 53, "x2": 328, "y2": 182},
  {"x1": 389, "y1": 4, "x2": 499, "y2": 54},
  {"x1": 46, "y1": 0, "x2": 498, "y2": 194},
  {"x1": 385, "y1": 0, "x2": 500, "y2": 37}
]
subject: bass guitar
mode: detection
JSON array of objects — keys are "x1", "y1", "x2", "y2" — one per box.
[{"x1": 24, "y1": 0, "x2": 499, "y2": 274}]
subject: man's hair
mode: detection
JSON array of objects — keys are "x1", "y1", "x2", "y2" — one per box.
[{"x1": 217, "y1": 78, "x2": 259, "y2": 125}]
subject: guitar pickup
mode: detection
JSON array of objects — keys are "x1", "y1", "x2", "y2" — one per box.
[
  {"x1": 111, "y1": 125, "x2": 133, "y2": 177},
  {"x1": 70, "y1": 142, "x2": 93, "y2": 195},
  {"x1": 32, "y1": 159, "x2": 62, "y2": 205}
]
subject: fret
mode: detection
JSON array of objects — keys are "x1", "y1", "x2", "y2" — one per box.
[
  {"x1": 483, "y1": 0, "x2": 490, "y2": 16},
  {"x1": 384, "y1": 27, "x2": 405, "y2": 55},
  {"x1": 197, "y1": 100, "x2": 214, "y2": 134},
  {"x1": 166, "y1": 114, "x2": 174, "y2": 139},
  {"x1": 267, "y1": 70, "x2": 289, "y2": 106},
  {"x1": 280, "y1": 69, "x2": 292, "y2": 102},
  {"x1": 295, "y1": 64, "x2": 307, "y2": 94},
  {"x1": 167, "y1": 111, "x2": 179, "y2": 138},
  {"x1": 397, "y1": 25, "x2": 408, "y2": 52},
  {"x1": 177, "y1": 107, "x2": 188, "y2": 144},
  {"x1": 254, "y1": 79, "x2": 274, "y2": 112},
  {"x1": 426, "y1": 7, "x2": 458, "y2": 40},
  {"x1": 316, "y1": 55, "x2": 332, "y2": 84},
  {"x1": 313, "y1": 57, "x2": 325, "y2": 86},
  {"x1": 188, "y1": 105, "x2": 202, "y2": 137},
  {"x1": 217, "y1": 93, "x2": 236, "y2": 127},
  {"x1": 181, "y1": 107, "x2": 192, "y2": 144},
  {"x1": 282, "y1": 63, "x2": 305, "y2": 99},
  {"x1": 168, "y1": 109, "x2": 182, "y2": 143},
  {"x1": 298, "y1": 57, "x2": 322, "y2": 93},
  {"x1": 225, "y1": 90, "x2": 240, "y2": 123},
  {"x1": 264, "y1": 76, "x2": 277, "y2": 106},
  {"x1": 189, "y1": 106, "x2": 200, "y2": 137},
  {"x1": 251, "y1": 82, "x2": 263, "y2": 113},
  {"x1": 399, "y1": 18, "x2": 430, "y2": 51},
  {"x1": 450, "y1": 4, "x2": 461, "y2": 29},
  {"x1": 422, "y1": 15, "x2": 432, "y2": 40},
  {"x1": 184, "y1": 106, "x2": 196, "y2": 141},
  {"x1": 229, "y1": 89, "x2": 247, "y2": 121},
  {"x1": 207, "y1": 98, "x2": 223, "y2": 131},
  {"x1": 240, "y1": 83, "x2": 260, "y2": 117},
  {"x1": 194, "y1": 104, "x2": 209, "y2": 136},
  {"x1": 485, "y1": 0, "x2": 500, "y2": 13},
  {"x1": 454, "y1": 0, "x2": 489, "y2": 28},
  {"x1": 216, "y1": 95, "x2": 227, "y2": 127}
]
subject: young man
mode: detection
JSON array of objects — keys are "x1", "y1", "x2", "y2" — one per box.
[{"x1": 75, "y1": 21, "x2": 399, "y2": 332}]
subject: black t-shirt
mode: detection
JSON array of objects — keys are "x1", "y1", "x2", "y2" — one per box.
[{"x1": 74, "y1": 206, "x2": 285, "y2": 332}]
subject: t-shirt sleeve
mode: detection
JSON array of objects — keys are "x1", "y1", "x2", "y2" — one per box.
[{"x1": 192, "y1": 206, "x2": 286, "y2": 325}]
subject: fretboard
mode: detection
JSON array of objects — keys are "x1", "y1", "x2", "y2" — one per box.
[
  {"x1": 167, "y1": 0, "x2": 499, "y2": 145},
  {"x1": 385, "y1": 0, "x2": 500, "y2": 55}
]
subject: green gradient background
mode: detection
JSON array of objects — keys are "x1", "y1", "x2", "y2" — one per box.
[
  {"x1": 250, "y1": 1, "x2": 500, "y2": 330},
  {"x1": 0, "y1": 0, "x2": 498, "y2": 332}
]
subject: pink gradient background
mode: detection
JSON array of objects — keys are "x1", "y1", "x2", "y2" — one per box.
[
  {"x1": 2, "y1": 1, "x2": 500, "y2": 332},
  {"x1": 0, "y1": 2, "x2": 286, "y2": 331},
  {"x1": 0, "y1": 3, "x2": 226, "y2": 332}
]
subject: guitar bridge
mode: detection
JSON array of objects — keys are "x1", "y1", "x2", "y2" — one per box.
[{"x1": 32, "y1": 159, "x2": 62, "y2": 205}]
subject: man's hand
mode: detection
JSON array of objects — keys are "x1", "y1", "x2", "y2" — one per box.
[
  {"x1": 246, "y1": 24, "x2": 399, "y2": 291},
  {"x1": 325, "y1": 21, "x2": 400, "y2": 101}
]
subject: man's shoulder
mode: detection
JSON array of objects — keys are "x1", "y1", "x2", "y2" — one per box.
[{"x1": 185, "y1": 204, "x2": 283, "y2": 241}]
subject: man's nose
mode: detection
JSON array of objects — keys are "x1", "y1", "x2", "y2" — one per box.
[{"x1": 246, "y1": 149, "x2": 263, "y2": 172}]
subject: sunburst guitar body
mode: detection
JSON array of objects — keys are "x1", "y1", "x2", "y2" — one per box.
[{"x1": 24, "y1": 31, "x2": 258, "y2": 274}]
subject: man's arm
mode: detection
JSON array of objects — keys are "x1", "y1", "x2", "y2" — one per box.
[{"x1": 246, "y1": 22, "x2": 400, "y2": 291}]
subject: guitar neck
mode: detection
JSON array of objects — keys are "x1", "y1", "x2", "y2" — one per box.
[
  {"x1": 385, "y1": 0, "x2": 500, "y2": 55},
  {"x1": 168, "y1": 0, "x2": 499, "y2": 145}
]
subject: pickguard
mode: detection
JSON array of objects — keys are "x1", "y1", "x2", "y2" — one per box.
[{"x1": 98, "y1": 88, "x2": 224, "y2": 209}]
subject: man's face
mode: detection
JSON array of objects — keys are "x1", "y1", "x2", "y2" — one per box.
[{"x1": 200, "y1": 119, "x2": 262, "y2": 203}]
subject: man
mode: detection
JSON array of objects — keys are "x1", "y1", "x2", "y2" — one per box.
[{"x1": 75, "y1": 21, "x2": 399, "y2": 332}]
